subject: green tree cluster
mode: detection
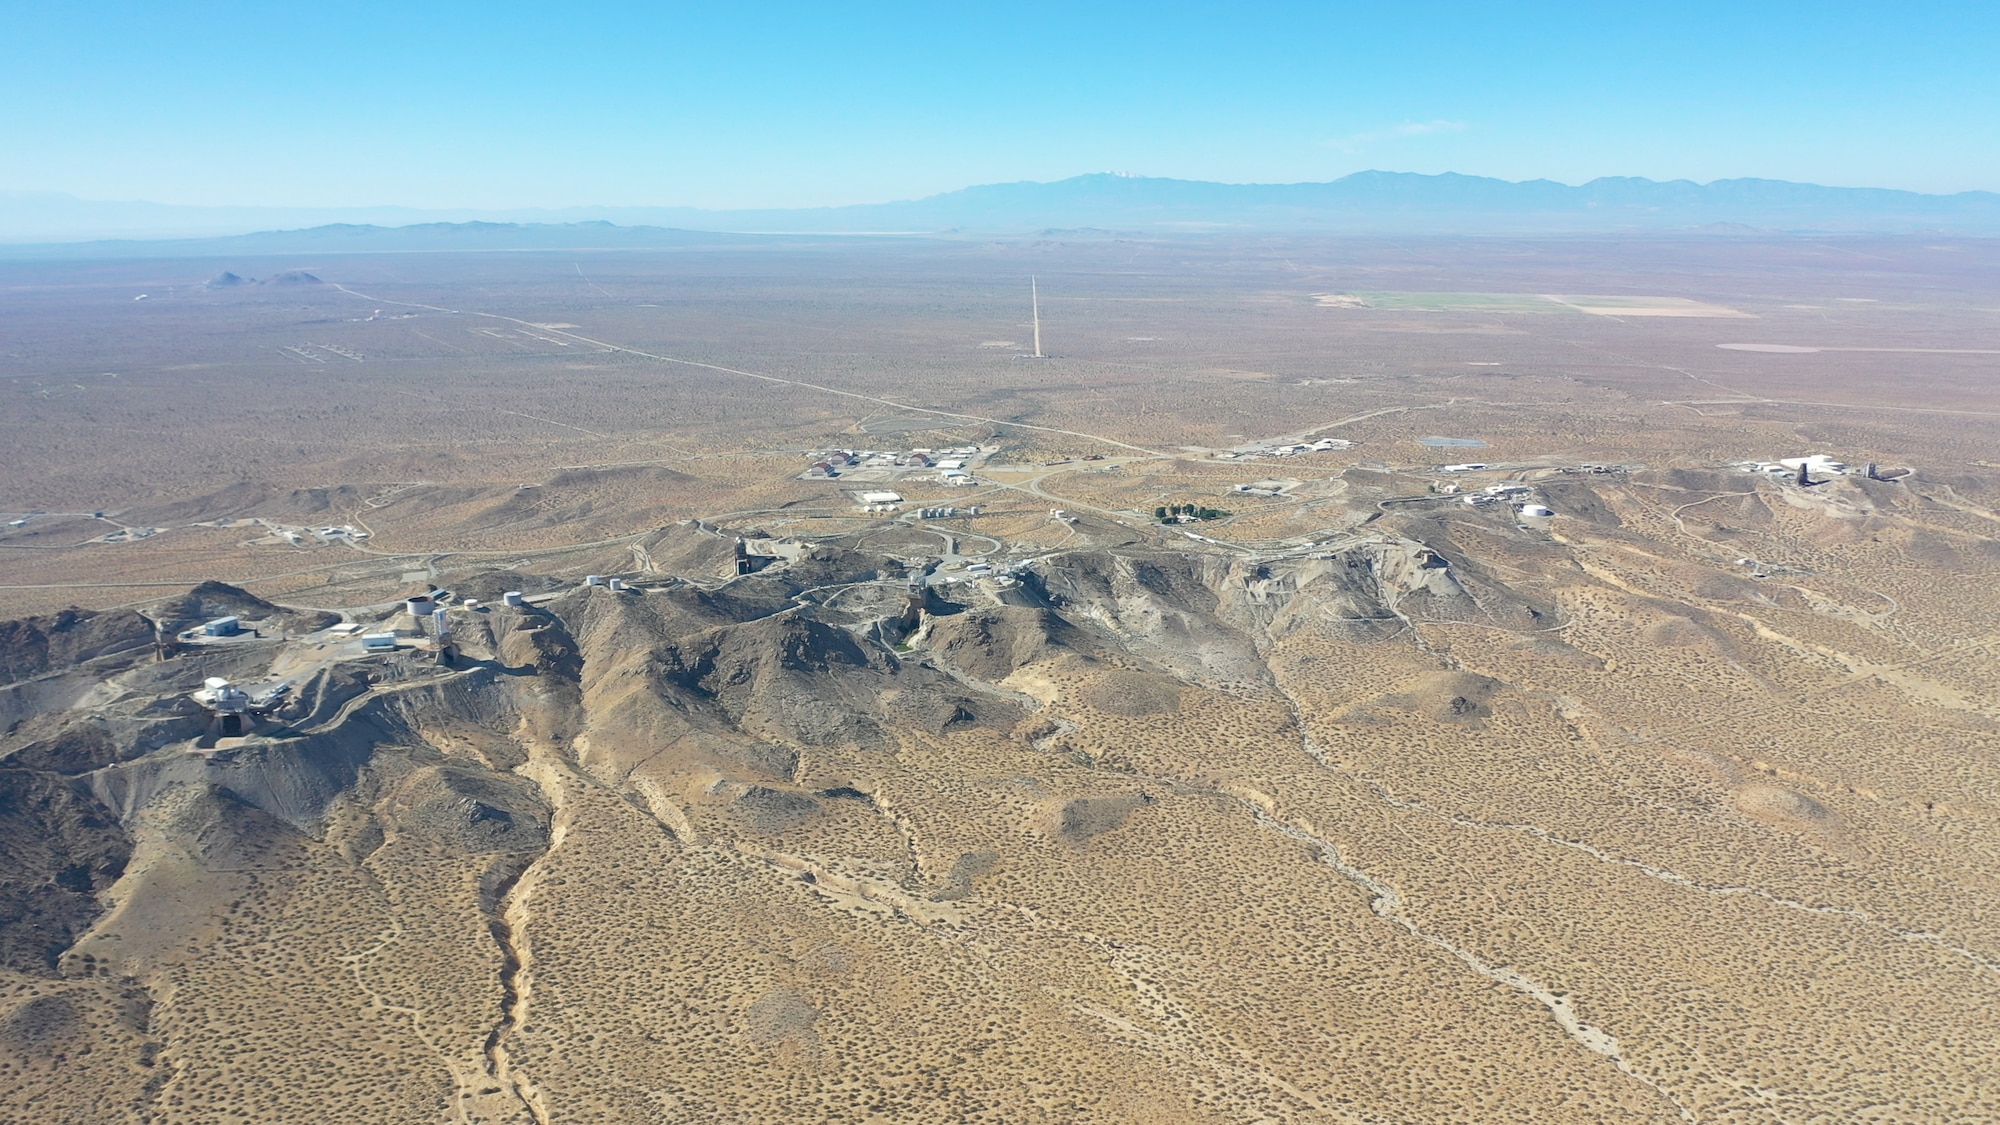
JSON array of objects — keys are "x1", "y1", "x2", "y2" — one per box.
[{"x1": 1156, "y1": 502, "x2": 1229, "y2": 523}]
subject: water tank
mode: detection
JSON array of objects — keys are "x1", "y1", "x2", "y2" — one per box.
[{"x1": 502, "y1": 591, "x2": 525, "y2": 607}]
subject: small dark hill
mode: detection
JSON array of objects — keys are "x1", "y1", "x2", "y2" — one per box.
[
  {"x1": 154, "y1": 580, "x2": 280, "y2": 628},
  {"x1": 733, "y1": 786, "x2": 822, "y2": 833},
  {"x1": 0, "y1": 772, "x2": 129, "y2": 974},
  {"x1": 640, "y1": 523, "x2": 754, "y2": 582},
  {"x1": 1051, "y1": 793, "x2": 1155, "y2": 845},
  {"x1": 204, "y1": 271, "x2": 253, "y2": 288},
  {"x1": 265, "y1": 269, "x2": 322, "y2": 285},
  {"x1": 152, "y1": 581, "x2": 335, "y2": 634},
  {"x1": 495, "y1": 609, "x2": 584, "y2": 681},
  {"x1": 383, "y1": 765, "x2": 551, "y2": 855},
  {"x1": 0, "y1": 608, "x2": 154, "y2": 685},
  {"x1": 923, "y1": 606, "x2": 1099, "y2": 682},
  {"x1": 4, "y1": 725, "x2": 121, "y2": 774},
  {"x1": 1378, "y1": 670, "x2": 1507, "y2": 724}
]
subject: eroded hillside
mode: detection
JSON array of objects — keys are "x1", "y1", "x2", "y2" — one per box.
[{"x1": 4, "y1": 468, "x2": 2000, "y2": 1125}]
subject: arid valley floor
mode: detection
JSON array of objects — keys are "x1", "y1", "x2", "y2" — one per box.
[{"x1": 3, "y1": 233, "x2": 2000, "y2": 1123}]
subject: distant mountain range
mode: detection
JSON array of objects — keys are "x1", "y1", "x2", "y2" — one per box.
[
  {"x1": 4, "y1": 172, "x2": 1998, "y2": 255},
  {"x1": 738, "y1": 172, "x2": 2000, "y2": 235},
  {"x1": 0, "y1": 219, "x2": 767, "y2": 259}
]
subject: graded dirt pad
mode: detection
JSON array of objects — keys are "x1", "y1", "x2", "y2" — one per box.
[{"x1": 3, "y1": 233, "x2": 2000, "y2": 1123}]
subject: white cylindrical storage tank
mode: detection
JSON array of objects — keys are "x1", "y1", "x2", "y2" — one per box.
[
  {"x1": 1520, "y1": 504, "x2": 1554, "y2": 518},
  {"x1": 584, "y1": 575, "x2": 605, "y2": 587},
  {"x1": 405, "y1": 597, "x2": 435, "y2": 617},
  {"x1": 502, "y1": 591, "x2": 525, "y2": 606}
]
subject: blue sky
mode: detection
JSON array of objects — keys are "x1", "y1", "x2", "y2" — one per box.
[{"x1": 3, "y1": 1, "x2": 1996, "y2": 208}]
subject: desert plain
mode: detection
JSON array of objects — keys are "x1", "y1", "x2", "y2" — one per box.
[{"x1": 2, "y1": 231, "x2": 1999, "y2": 1123}]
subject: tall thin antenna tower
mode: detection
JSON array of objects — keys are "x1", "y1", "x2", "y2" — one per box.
[{"x1": 1032, "y1": 276, "x2": 1044, "y2": 358}]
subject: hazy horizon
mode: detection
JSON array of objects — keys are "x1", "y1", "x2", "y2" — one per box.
[{"x1": 9, "y1": 168, "x2": 2000, "y2": 246}]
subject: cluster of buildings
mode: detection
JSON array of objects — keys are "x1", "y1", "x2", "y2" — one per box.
[
  {"x1": 1435, "y1": 481, "x2": 1554, "y2": 519},
  {"x1": 349, "y1": 592, "x2": 485, "y2": 657},
  {"x1": 804, "y1": 447, "x2": 980, "y2": 479},
  {"x1": 1216, "y1": 437, "x2": 1352, "y2": 461},
  {"x1": 309, "y1": 589, "x2": 537, "y2": 661},
  {"x1": 1739, "y1": 454, "x2": 1906, "y2": 483},
  {"x1": 272, "y1": 523, "x2": 368, "y2": 546},
  {"x1": 926, "y1": 559, "x2": 1017, "y2": 590},
  {"x1": 1445, "y1": 482, "x2": 1530, "y2": 504}
]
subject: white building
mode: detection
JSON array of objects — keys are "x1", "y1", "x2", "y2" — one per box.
[
  {"x1": 194, "y1": 676, "x2": 250, "y2": 713},
  {"x1": 1751, "y1": 453, "x2": 1848, "y2": 476}
]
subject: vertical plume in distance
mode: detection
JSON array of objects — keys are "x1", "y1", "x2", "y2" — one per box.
[
  {"x1": 1016, "y1": 276, "x2": 1051, "y2": 361},
  {"x1": 1032, "y1": 276, "x2": 1043, "y2": 358}
]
